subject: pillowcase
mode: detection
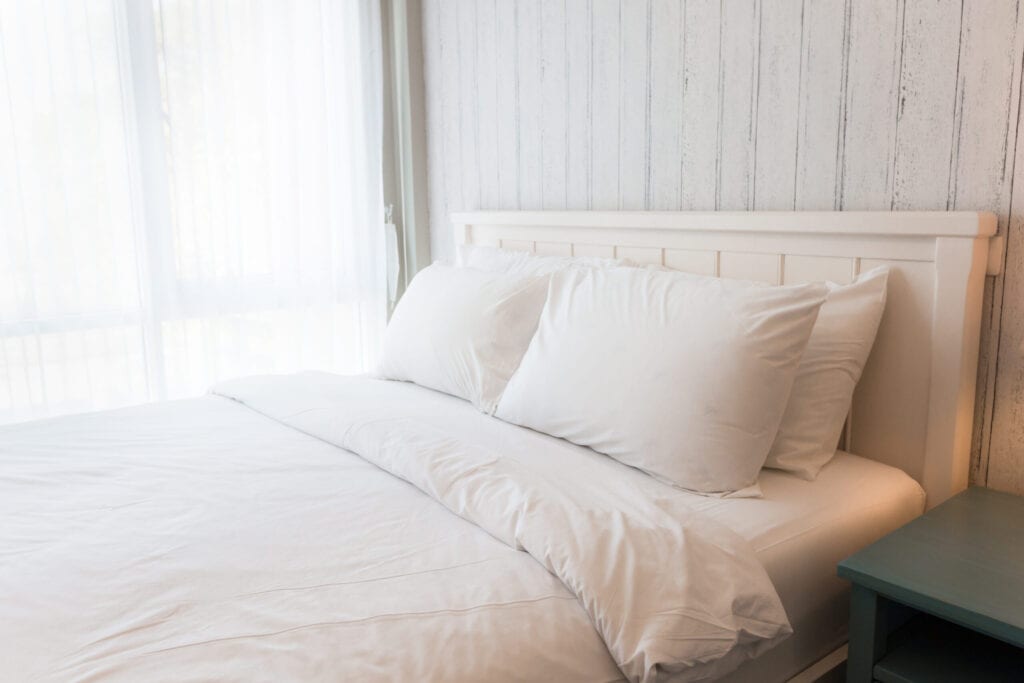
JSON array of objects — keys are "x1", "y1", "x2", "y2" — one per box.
[
  {"x1": 495, "y1": 267, "x2": 828, "y2": 494},
  {"x1": 764, "y1": 267, "x2": 889, "y2": 479},
  {"x1": 457, "y1": 244, "x2": 628, "y2": 276},
  {"x1": 376, "y1": 263, "x2": 548, "y2": 413}
]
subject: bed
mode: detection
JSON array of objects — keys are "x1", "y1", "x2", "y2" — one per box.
[{"x1": 0, "y1": 210, "x2": 999, "y2": 682}]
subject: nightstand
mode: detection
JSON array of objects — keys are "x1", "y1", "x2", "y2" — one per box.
[{"x1": 838, "y1": 486, "x2": 1024, "y2": 682}]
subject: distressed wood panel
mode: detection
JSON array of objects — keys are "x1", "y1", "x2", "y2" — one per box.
[
  {"x1": 564, "y1": 0, "x2": 592, "y2": 209},
  {"x1": 753, "y1": 0, "x2": 803, "y2": 209},
  {"x1": 794, "y1": 0, "x2": 846, "y2": 209},
  {"x1": 648, "y1": 0, "x2": 682, "y2": 210},
  {"x1": 516, "y1": 0, "x2": 543, "y2": 209},
  {"x1": 949, "y1": 1, "x2": 1024, "y2": 487},
  {"x1": 456, "y1": 0, "x2": 480, "y2": 210},
  {"x1": 494, "y1": 0, "x2": 518, "y2": 210},
  {"x1": 839, "y1": 0, "x2": 903, "y2": 209},
  {"x1": 540, "y1": 0, "x2": 567, "y2": 209},
  {"x1": 438, "y1": 1, "x2": 464, "y2": 220},
  {"x1": 590, "y1": 2, "x2": 620, "y2": 210},
  {"x1": 680, "y1": 0, "x2": 720, "y2": 209},
  {"x1": 889, "y1": 0, "x2": 961, "y2": 209},
  {"x1": 475, "y1": 0, "x2": 500, "y2": 209},
  {"x1": 618, "y1": 0, "x2": 649, "y2": 210},
  {"x1": 716, "y1": 0, "x2": 760, "y2": 210},
  {"x1": 422, "y1": 0, "x2": 1024, "y2": 493}
]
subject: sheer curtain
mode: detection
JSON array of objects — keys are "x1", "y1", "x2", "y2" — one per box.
[{"x1": 0, "y1": 1, "x2": 386, "y2": 424}]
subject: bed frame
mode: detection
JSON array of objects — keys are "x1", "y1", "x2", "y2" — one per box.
[{"x1": 451, "y1": 210, "x2": 999, "y2": 510}]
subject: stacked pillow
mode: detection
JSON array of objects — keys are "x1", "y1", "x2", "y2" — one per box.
[
  {"x1": 377, "y1": 245, "x2": 888, "y2": 494},
  {"x1": 376, "y1": 263, "x2": 548, "y2": 414}
]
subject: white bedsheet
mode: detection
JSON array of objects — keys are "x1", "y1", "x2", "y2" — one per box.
[
  {"x1": 1, "y1": 373, "x2": 792, "y2": 683},
  {"x1": 703, "y1": 453, "x2": 926, "y2": 681}
]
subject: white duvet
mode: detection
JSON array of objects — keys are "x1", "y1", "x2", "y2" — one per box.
[{"x1": 0, "y1": 373, "x2": 790, "y2": 682}]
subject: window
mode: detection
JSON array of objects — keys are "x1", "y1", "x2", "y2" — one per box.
[{"x1": 0, "y1": 0, "x2": 386, "y2": 423}]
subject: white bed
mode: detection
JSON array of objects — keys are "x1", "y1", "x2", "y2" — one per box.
[
  {"x1": 0, "y1": 380, "x2": 921, "y2": 683},
  {"x1": 0, "y1": 210, "x2": 998, "y2": 682}
]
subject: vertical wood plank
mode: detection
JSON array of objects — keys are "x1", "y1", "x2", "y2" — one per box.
[
  {"x1": 565, "y1": 0, "x2": 592, "y2": 209},
  {"x1": 439, "y1": 1, "x2": 463, "y2": 219},
  {"x1": 951, "y1": 0, "x2": 1024, "y2": 486},
  {"x1": 421, "y1": 0, "x2": 448, "y2": 258},
  {"x1": 680, "y1": 0, "x2": 721, "y2": 209},
  {"x1": 716, "y1": 0, "x2": 761, "y2": 210},
  {"x1": 950, "y1": 2, "x2": 1023, "y2": 214},
  {"x1": 649, "y1": 0, "x2": 684, "y2": 210},
  {"x1": 989, "y1": 190, "x2": 1024, "y2": 494},
  {"x1": 590, "y1": 1, "x2": 620, "y2": 210},
  {"x1": 987, "y1": 0, "x2": 1024, "y2": 494},
  {"x1": 516, "y1": 0, "x2": 543, "y2": 209},
  {"x1": 839, "y1": 0, "x2": 904, "y2": 209},
  {"x1": 495, "y1": 0, "x2": 519, "y2": 209},
  {"x1": 794, "y1": 0, "x2": 846, "y2": 210},
  {"x1": 457, "y1": 0, "x2": 480, "y2": 211},
  {"x1": 540, "y1": 0, "x2": 568, "y2": 209},
  {"x1": 889, "y1": 0, "x2": 962, "y2": 209},
  {"x1": 618, "y1": 0, "x2": 650, "y2": 209},
  {"x1": 475, "y1": 0, "x2": 500, "y2": 209},
  {"x1": 753, "y1": 0, "x2": 804, "y2": 210}
]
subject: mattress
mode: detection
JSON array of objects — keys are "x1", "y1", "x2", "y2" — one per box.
[
  {"x1": 711, "y1": 452, "x2": 926, "y2": 682},
  {"x1": 0, "y1": 376, "x2": 924, "y2": 682}
]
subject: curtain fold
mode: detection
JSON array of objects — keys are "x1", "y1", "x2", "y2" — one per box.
[{"x1": 0, "y1": 0, "x2": 386, "y2": 424}]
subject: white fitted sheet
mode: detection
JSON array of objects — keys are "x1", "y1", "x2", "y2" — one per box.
[{"x1": 711, "y1": 452, "x2": 926, "y2": 682}]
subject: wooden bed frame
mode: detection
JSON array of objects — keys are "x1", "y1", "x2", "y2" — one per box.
[
  {"x1": 452, "y1": 210, "x2": 1000, "y2": 681},
  {"x1": 451, "y1": 210, "x2": 999, "y2": 510}
]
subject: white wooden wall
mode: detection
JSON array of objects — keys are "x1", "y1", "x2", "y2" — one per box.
[{"x1": 421, "y1": 0, "x2": 1024, "y2": 495}]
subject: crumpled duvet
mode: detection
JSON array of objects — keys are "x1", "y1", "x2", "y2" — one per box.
[{"x1": 213, "y1": 373, "x2": 792, "y2": 681}]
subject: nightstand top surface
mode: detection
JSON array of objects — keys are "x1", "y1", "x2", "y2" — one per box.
[{"x1": 838, "y1": 486, "x2": 1024, "y2": 646}]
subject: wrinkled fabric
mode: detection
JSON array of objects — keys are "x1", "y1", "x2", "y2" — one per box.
[
  {"x1": 215, "y1": 373, "x2": 792, "y2": 681},
  {"x1": 1, "y1": 372, "x2": 790, "y2": 683}
]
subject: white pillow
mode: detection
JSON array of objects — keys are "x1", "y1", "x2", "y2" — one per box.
[
  {"x1": 495, "y1": 267, "x2": 828, "y2": 494},
  {"x1": 457, "y1": 244, "x2": 628, "y2": 276},
  {"x1": 376, "y1": 263, "x2": 548, "y2": 413},
  {"x1": 764, "y1": 267, "x2": 889, "y2": 479}
]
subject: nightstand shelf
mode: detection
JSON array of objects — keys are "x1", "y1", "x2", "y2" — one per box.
[
  {"x1": 873, "y1": 615, "x2": 1022, "y2": 683},
  {"x1": 838, "y1": 486, "x2": 1024, "y2": 682}
]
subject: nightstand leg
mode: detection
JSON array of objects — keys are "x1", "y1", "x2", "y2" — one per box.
[{"x1": 847, "y1": 585, "x2": 887, "y2": 682}]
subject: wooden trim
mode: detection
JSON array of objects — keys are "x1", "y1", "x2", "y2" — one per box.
[{"x1": 451, "y1": 210, "x2": 997, "y2": 237}]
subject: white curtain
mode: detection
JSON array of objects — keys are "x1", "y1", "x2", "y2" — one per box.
[{"x1": 0, "y1": 1, "x2": 386, "y2": 424}]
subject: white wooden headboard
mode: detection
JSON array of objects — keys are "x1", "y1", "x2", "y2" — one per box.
[{"x1": 451, "y1": 210, "x2": 999, "y2": 508}]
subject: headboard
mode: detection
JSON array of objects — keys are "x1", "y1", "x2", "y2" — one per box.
[{"x1": 451, "y1": 210, "x2": 999, "y2": 508}]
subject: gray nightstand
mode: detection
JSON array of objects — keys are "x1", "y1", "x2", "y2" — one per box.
[{"x1": 837, "y1": 486, "x2": 1024, "y2": 682}]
